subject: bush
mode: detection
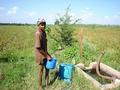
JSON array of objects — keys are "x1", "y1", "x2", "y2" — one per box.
[{"x1": 53, "y1": 6, "x2": 80, "y2": 48}]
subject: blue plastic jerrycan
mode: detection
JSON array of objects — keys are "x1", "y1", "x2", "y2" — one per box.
[
  {"x1": 59, "y1": 63, "x2": 74, "y2": 83},
  {"x1": 46, "y1": 58, "x2": 57, "y2": 69}
]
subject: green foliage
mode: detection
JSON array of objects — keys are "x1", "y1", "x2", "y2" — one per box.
[
  {"x1": 57, "y1": 6, "x2": 72, "y2": 24},
  {"x1": 82, "y1": 40, "x2": 97, "y2": 64},
  {"x1": 46, "y1": 25, "x2": 62, "y2": 52},
  {"x1": 0, "y1": 56, "x2": 34, "y2": 90},
  {"x1": 53, "y1": 6, "x2": 79, "y2": 48},
  {"x1": 54, "y1": 19, "x2": 59, "y2": 25},
  {"x1": 60, "y1": 24, "x2": 74, "y2": 46},
  {"x1": 60, "y1": 42, "x2": 80, "y2": 64}
]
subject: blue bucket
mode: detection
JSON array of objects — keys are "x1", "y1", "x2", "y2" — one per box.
[
  {"x1": 46, "y1": 58, "x2": 57, "y2": 69},
  {"x1": 59, "y1": 63, "x2": 74, "y2": 83}
]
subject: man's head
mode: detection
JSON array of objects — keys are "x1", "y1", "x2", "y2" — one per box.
[{"x1": 37, "y1": 19, "x2": 46, "y2": 30}]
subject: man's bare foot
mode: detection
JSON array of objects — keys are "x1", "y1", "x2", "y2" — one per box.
[
  {"x1": 45, "y1": 86, "x2": 49, "y2": 90},
  {"x1": 38, "y1": 86, "x2": 42, "y2": 90}
]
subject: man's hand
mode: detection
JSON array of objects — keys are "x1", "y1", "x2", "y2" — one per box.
[{"x1": 47, "y1": 55, "x2": 52, "y2": 60}]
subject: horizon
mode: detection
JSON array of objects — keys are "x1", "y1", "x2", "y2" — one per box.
[
  {"x1": 1, "y1": 23, "x2": 120, "y2": 26},
  {"x1": 0, "y1": 0, "x2": 120, "y2": 25}
]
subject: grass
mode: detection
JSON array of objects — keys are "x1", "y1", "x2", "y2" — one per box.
[
  {"x1": 74, "y1": 25, "x2": 120, "y2": 67},
  {"x1": 0, "y1": 24, "x2": 120, "y2": 90}
]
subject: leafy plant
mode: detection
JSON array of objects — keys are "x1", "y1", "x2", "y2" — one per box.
[{"x1": 53, "y1": 6, "x2": 80, "y2": 48}]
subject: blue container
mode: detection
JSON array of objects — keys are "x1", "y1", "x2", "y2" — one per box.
[
  {"x1": 46, "y1": 58, "x2": 57, "y2": 69},
  {"x1": 59, "y1": 63, "x2": 74, "y2": 83}
]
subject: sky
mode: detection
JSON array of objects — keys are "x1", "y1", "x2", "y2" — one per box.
[{"x1": 0, "y1": 0, "x2": 120, "y2": 25}]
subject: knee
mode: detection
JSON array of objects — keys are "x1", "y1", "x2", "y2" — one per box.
[{"x1": 38, "y1": 66, "x2": 43, "y2": 75}]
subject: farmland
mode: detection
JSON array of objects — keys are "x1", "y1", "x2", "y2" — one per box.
[{"x1": 0, "y1": 24, "x2": 120, "y2": 90}]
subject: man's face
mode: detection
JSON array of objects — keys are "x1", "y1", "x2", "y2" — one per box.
[{"x1": 39, "y1": 23, "x2": 45, "y2": 30}]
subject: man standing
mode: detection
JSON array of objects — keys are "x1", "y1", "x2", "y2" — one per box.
[{"x1": 35, "y1": 19, "x2": 52, "y2": 90}]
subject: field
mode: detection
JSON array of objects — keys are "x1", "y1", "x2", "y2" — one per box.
[{"x1": 0, "y1": 24, "x2": 120, "y2": 90}]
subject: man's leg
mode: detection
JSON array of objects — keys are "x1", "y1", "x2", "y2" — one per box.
[
  {"x1": 45, "y1": 67, "x2": 49, "y2": 87},
  {"x1": 43, "y1": 58, "x2": 49, "y2": 87},
  {"x1": 38, "y1": 64, "x2": 43, "y2": 90}
]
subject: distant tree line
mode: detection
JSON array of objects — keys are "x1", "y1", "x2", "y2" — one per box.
[{"x1": 0, "y1": 23, "x2": 35, "y2": 26}]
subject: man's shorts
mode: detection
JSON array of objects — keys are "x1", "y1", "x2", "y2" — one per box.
[{"x1": 39, "y1": 58, "x2": 47, "y2": 66}]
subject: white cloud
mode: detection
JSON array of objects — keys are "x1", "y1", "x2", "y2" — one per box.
[
  {"x1": 80, "y1": 12, "x2": 93, "y2": 20},
  {"x1": 19, "y1": 11, "x2": 39, "y2": 24},
  {"x1": 54, "y1": 8, "x2": 94, "y2": 24},
  {"x1": 88, "y1": 14, "x2": 120, "y2": 25},
  {"x1": 44, "y1": 14, "x2": 57, "y2": 24},
  {"x1": 105, "y1": 16, "x2": 111, "y2": 21},
  {"x1": 81, "y1": 8, "x2": 90, "y2": 13},
  {"x1": 86, "y1": 8, "x2": 90, "y2": 10},
  {"x1": 113, "y1": 12, "x2": 120, "y2": 19},
  {"x1": 23, "y1": 11, "x2": 37, "y2": 17},
  {"x1": 28, "y1": 12, "x2": 37, "y2": 17},
  {"x1": 80, "y1": 8, "x2": 94, "y2": 21},
  {"x1": 8, "y1": 6, "x2": 18, "y2": 15},
  {"x1": 68, "y1": 13, "x2": 81, "y2": 23},
  {"x1": 104, "y1": 13, "x2": 120, "y2": 22}
]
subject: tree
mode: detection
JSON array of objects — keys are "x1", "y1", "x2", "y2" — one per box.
[
  {"x1": 54, "y1": 19, "x2": 59, "y2": 25},
  {"x1": 47, "y1": 6, "x2": 81, "y2": 50},
  {"x1": 54, "y1": 6, "x2": 80, "y2": 48}
]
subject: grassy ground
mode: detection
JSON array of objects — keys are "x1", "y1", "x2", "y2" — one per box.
[
  {"x1": 78, "y1": 25, "x2": 120, "y2": 70},
  {"x1": 0, "y1": 25, "x2": 120, "y2": 90}
]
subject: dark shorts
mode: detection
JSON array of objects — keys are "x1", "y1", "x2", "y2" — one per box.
[{"x1": 39, "y1": 58, "x2": 47, "y2": 66}]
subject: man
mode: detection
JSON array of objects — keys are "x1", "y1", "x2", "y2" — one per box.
[{"x1": 35, "y1": 19, "x2": 52, "y2": 90}]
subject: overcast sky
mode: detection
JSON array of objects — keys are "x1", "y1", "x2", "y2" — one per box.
[{"x1": 0, "y1": 0, "x2": 120, "y2": 25}]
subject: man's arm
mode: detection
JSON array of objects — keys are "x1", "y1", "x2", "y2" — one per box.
[
  {"x1": 36, "y1": 48, "x2": 47, "y2": 57},
  {"x1": 36, "y1": 48, "x2": 52, "y2": 59},
  {"x1": 47, "y1": 52, "x2": 51, "y2": 57},
  {"x1": 46, "y1": 52, "x2": 52, "y2": 60}
]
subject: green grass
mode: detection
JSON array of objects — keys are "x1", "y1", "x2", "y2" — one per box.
[{"x1": 0, "y1": 25, "x2": 120, "y2": 90}]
